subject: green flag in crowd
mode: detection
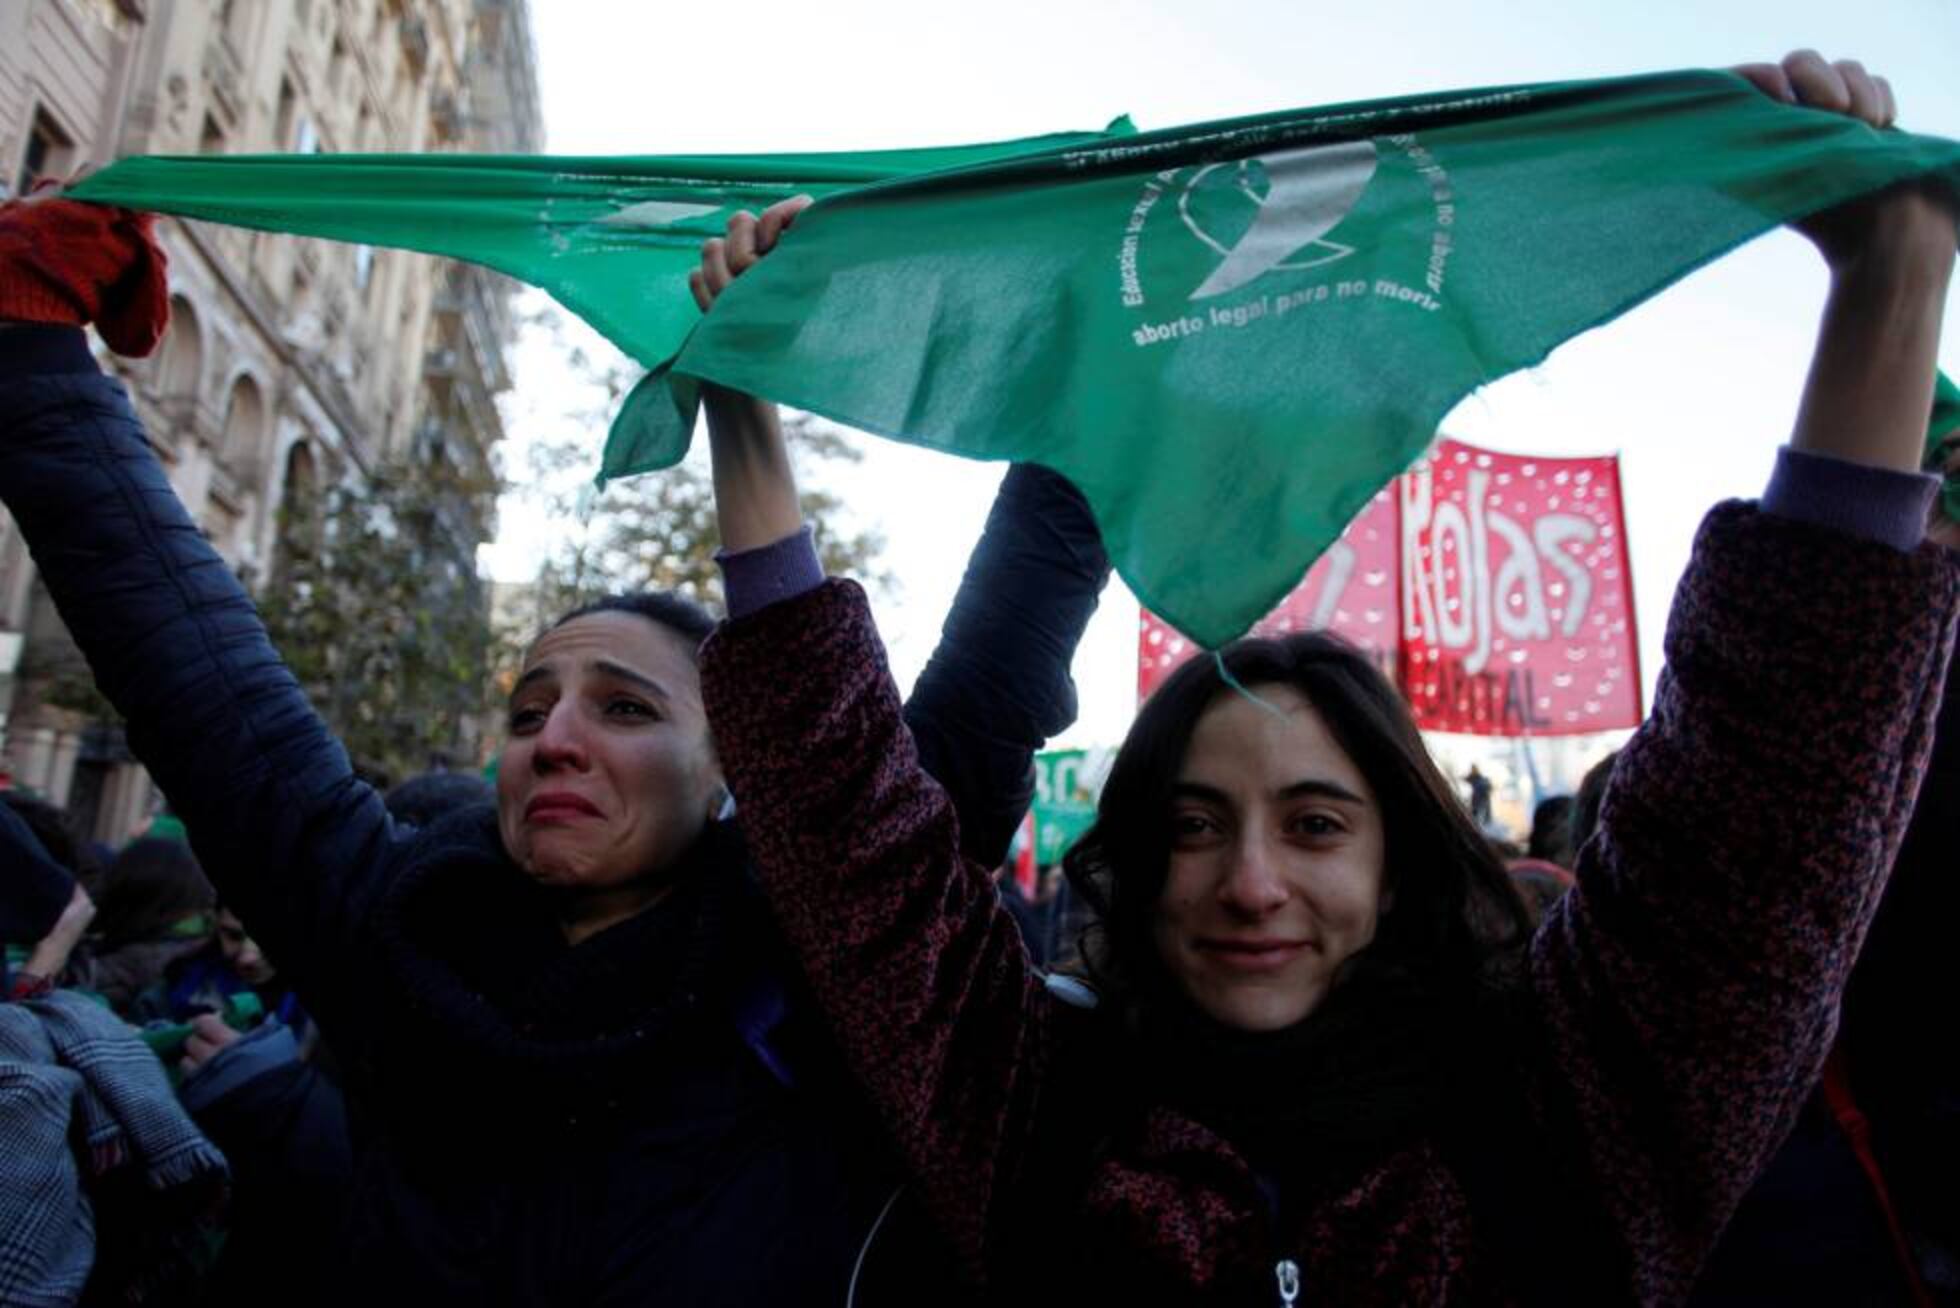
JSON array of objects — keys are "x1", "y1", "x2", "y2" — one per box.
[
  {"x1": 1032, "y1": 749, "x2": 1102, "y2": 865},
  {"x1": 70, "y1": 70, "x2": 1960, "y2": 646},
  {"x1": 1933, "y1": 373, "x2": 1960, "y2": 524}
]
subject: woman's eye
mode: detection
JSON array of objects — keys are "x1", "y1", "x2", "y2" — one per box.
[
  {"x1": 508, "y1": 706, "x2": 545, "y2": 733},
  {"x1": 1290, "y1": 813, "x2": 1344, "y2": 838},
  {"x1": 606, "y1": 697, "x2": 656, "y2": 720},
  {"x1": 1169, "y1": 812, "x2": 1219, "y2": 842}
]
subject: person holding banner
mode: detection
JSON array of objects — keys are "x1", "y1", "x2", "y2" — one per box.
[
  {"x1": 690, "y1": 51, "x2": 1959, "y2": 1305},
  {"x1": 0, "y1": 193, "x2": 1109, "y2": 1302}
]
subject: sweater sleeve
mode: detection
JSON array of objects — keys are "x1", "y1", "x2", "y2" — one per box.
[
  {"x1": 700, "y1": 579, "x2": 1051, "y2": 1284},
  {"x1": 717, "y1": 463, "x2": 1111, "y2": 869},
  {"x1": 1760, "y1": 444, "x2": 1939, "y2": 550},
  {"x1": 0, "y1": 329, "x2": 401, "y2": 1042},
  {"x1": 1530, "y1": 500, "x2": 1960, "y2": 1304},
  {"x1": 717, "y1": 524, "x2": 823, "y2": 618}
]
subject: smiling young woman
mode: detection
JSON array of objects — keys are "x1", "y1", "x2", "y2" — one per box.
[
  {"x1": 1100, "y1": 641, "x2": 1515, "y2": 1041},
  {"x1": 695, "y1": 51, "x2": 1960, "y2": 1307},
  {"x1": 1156, "y1": 687, "x2": 1390, "y2": 1033}
]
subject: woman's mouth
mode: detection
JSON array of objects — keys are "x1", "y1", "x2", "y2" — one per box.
[
  {"x1": 525, "y1": 792, "x2": 603, "y2": 823},
  {"x1": 1194, "y1": 938, "x2": 1313, "y2": 972}
]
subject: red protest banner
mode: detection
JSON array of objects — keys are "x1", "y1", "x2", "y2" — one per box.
[{"x1": 1138, "y1": 438, "x2": 1642, "y2": 737}]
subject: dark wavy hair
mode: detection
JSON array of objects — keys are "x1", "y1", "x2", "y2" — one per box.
[
  {"x1": 1527, "y1": 795, "x2": 1576, "y2": 866},
  {"x1": 547, "y1": 592, "x2": 717, "y2": 653},
  {"x1": 1063, "y1": 632, "x2": 1532, "y2": 1023}
]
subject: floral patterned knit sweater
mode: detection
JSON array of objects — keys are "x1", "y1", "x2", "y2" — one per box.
[{"x1": 700, "y1": 502, "x2": 1958, "y2": 1306}]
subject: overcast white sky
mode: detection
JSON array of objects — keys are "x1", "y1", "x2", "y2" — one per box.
[{"x1": 483, "y1": 0, "x2": 1960, "y2": 757}]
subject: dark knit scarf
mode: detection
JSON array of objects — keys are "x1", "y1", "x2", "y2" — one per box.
[
  {"x1": 1128, "y1": 962, "x2": 1474, "y2": 1195},
  {"x1": 368, "y1": 808, "x2": 780, "y2": 1126},
  {"x1": 1025, "y1": 944, "x2": 1617, "y2": 1305},
  {"x1": 1135, "y1": 963, "x2": 1624, "y2": 1305}
]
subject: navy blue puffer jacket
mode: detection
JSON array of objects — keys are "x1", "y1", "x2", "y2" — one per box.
[{"x1": 0, "y1": 325, "x2": 1109, "y2": 1305}]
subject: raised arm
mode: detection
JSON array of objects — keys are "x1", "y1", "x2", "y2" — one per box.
[
  {"x1": 1531, "y1": 52, "x2": 1960, "y2": 1303},
  {"x1": 0, "y1": 193, "x2": 399, "y2": 1038},
  {"x1": 691, "y1": 201, "x2": 1077, "y2": 1280},
  {"x1": 693, "y1": 198, "x2": 1112, "y2": 868},
  {"x1": 905, "y1": 463, "x2": 1110, "y2": 867}
]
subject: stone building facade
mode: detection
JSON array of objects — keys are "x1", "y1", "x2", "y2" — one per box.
[{"x1": 0, "y1": 0, "x2": 540, "y2": 838}]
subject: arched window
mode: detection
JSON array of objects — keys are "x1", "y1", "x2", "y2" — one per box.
[
  {"x1": 156, "y1": 297, "x2": 203, "y2": 401},
  {"x1": 272, "y1": 439, "x2": 321, "y2": 584},
  {"x1": 219, "y1": 375, "x2": 266, "y2": 471}
]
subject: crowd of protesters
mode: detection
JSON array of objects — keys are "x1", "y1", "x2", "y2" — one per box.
[{"x1": 2, "y1": 46, "x2": 1957, "y2": 1308}]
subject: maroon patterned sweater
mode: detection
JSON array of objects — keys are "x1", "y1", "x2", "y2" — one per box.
[{"x1": 701, "y1": 502, "x2": 1958, "y2": 1306}]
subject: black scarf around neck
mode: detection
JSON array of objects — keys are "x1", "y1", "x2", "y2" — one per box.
[
  {"x1": 372, "y1": 809, "x2": 777, "y2": 1108},
  {"x1": 1127, "y1": 962, "x2": 1478, "y2": 1189}
]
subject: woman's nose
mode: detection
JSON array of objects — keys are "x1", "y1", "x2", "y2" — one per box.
[
  {"x1": 1217, "y1": 836, "x2": 1289, "y2": 916},
  {"x1": 530, "y1": 703, "x2": 589, "y2": 771}
]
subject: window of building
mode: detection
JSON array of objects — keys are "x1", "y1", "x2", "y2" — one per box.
[
  {"x1": 276, "y1": 77, "x2": 296, "y2": 148},
  {"x1": 14, "y1": 108, "x2": 76, "y2": 197},
  {"x1": 273, "y1": 440, "x2": 321, "y2": 586},
  {"x1": 220, "y1": 375, "x2": 266, "y2": 470},
  {"x1": 157, "y1": 297, "x2": 205, "y2": 402},
  {"x1": 353, "y1": 244, "x2": 374, "y2": 293}
]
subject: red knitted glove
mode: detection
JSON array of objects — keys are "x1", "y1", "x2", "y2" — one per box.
[{"x1": 0, "y1": 181, "x2": 169, "y2": 356}]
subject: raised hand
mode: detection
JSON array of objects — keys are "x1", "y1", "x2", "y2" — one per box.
[
  {"x1": 1734, "y1": 52, "x2": 1958, "y2": 476},
  {"x1": 1735, "y1": 51, "x2": 1955, "y2": 276},
  {"x1": 0, "y1": 172, "x2": 170, "y2": 356},
  {"x1": 691, "y1": 198, "x2": 814, "y2": 554},
  {"x1": 687, "y1": 194, "x2": 813, "y2": 313},
  {"x1": 1733, "y1": 50, "x2": 1895, "y2": 126}
]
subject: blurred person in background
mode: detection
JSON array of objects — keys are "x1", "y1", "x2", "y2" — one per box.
[{"x1": 62, "y1": 835, "x2": 214, "y2": 1013}]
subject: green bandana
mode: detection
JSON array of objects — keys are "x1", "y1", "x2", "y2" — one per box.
[
  {"x1": 71, "y1": 69, "x2": 1960, "y2": 645},
  {"x1": 71, "y1": 123, "x2": 1133, "y2": 376}
]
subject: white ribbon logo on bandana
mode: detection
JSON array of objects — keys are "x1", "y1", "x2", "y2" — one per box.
[{"x1": 1181, "y1": 140, "x2": 1379, "y2": 300}]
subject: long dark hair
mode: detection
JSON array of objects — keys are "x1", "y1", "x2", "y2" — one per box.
[{"x1": 1064, "y1": 632, "x2": 1531, "y2": 1024}]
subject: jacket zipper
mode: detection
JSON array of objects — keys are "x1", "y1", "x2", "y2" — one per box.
[{"x1": 1275, "y1": 1258, "x2": 1301, "y2": 1306}]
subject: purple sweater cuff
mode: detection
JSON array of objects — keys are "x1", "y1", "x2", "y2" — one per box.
[
  {"x1": 1762, "y1": 446, "x2": 1937, "y2": 553},
  {"x1": 718, "y1": 525, "x2": 824, "y2": 619}
]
